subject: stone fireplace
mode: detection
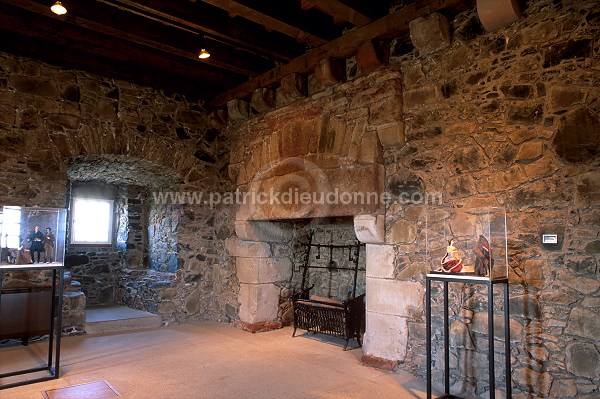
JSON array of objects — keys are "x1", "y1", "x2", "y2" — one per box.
[{"x1": 225, "y1": 68, "x2": 420, "y2": 362}]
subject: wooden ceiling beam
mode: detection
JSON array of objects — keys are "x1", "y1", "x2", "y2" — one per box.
[
  {"x1": 0, "y1": 3, "x2": 243, "y2": 98},
  {"x1": 1, "y1": 0, "x2": 273, "y2": 77},
  {"x1": 300, "y1": 0, "x2": 372, "y2": 27},
  {"x1": 93, "y1": 0, "x2": 305, "y2": 63},
  {"x1": 209, "y1": 0, "x2": 473, "y2": 108},
  {"x1": 202, "y1": 0, "x2": 330, "y2": 47}
]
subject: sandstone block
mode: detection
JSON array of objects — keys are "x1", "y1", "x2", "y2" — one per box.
[
  {"x1": 227, "y1": 98, "x2": 249, "y2": 121},
  {"x1": 251, "y1": 87, "x2": 275, "y2": 113},
  {"x1": 404, "y1": 85, "x2": 438, "y2": 109},
  {"x1": 224, "y1": 237, "x2": 271, "y2": 258},
  {"x1": 387, "y1": 220, "x2": 416, "y2": 244},
  {"x1": 354, "y1": 214, "x2": 385, "y2": 244},
  {"x1": 377, "y1": 121, "x2": 405, "y2": 148},
  {"x1": 245, "y1": 164, "x2": 383, "y2": 220},
  {"x1": 477, "y1": 0, "x2": 521, "y2": 32},
  {"x1": 238, "y1": 283, "x2": 280, "y2": 324},
  {"x1": 365, "y1": 244, "x2": 394, "y2": 278},
  {"x1": 409, "y1": 13, "x2": 451, "y2": 55},
  {"x1": 357, "y1": 130, "x2": 382, "y2": 165},
  {"x1": 363, "y1": 311, "x2": 408, "y2": 362},
  {"x1": 234, "y1": 220, "x2": 293, "y2": 243},
  {"x1": 279, "y1": 73, "x2": 307, "y2": 102},
  {"x1": 368, "y1": 95, "x2": 402, "y2": 125},
  {"x1": 236, "y1": 257, "x2": 292, "y2": 284},
  {"x1": 366, "y1": 278, "x2": 423, "y2": 317}
]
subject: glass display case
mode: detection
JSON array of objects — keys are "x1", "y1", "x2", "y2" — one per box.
[
  {"x1": 1, "y1": 206, "x2": 67, "y2": 265},
  {"x1": 0, "y1": 206, "x2": 66, "y2": 389},
  {"x1": 426, "y1": 207, "x2": 508, "y2": 280}
]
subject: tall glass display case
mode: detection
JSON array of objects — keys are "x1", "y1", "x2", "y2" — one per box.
[
  {"x1": 0, "y1": 206, "x2": 67, "y2": 389},
  {"x1": 425, "y1": 207, "x2": 512, "y2": 398},
  {"x1": 426, "y1": 207, "x2": 508, "y2": 280}
]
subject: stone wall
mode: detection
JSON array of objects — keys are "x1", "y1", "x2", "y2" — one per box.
[
  {"x1": 386, "y1": 1, "x2": 599, "y2": 398},
  {"x1": 0, "y1": 51, "x2": 238, "y2": 326},
  {"x1": 125, "y1": 185, "x2": 148, "y2": 268},
  {"x1": 225, "y1": 0, "x2": 599, "y2": 397},
  {"x1": 67, "y1": 249, "x2": 125, "y2": 305}
]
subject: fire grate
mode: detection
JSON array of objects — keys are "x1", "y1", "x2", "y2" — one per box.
[{"x1": 43, "y1": 380, "x2": 120, "y2": 399}]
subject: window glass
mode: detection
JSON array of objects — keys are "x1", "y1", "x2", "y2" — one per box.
[{"x1": 71, "y1": 198, "x2": 114, "y2": 245}]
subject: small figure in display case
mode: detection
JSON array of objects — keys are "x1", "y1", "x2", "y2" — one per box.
[
  {"x1": 44, "y1": 227, "x2": 55, "y2": 263},
  {"x1": 438, "y1": 239, "x2": 464, "y2": 273},
  {"x1": 473, "y1": 235, "x2": 492, "y2": 276},
  {"x1": 426, "y1": 207, "x2": 508, "y2": 280},
  {"x1": 28, "y1": 225, "x2": 45, "y2": 263}
]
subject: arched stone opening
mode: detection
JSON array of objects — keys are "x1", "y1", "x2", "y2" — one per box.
[{"x1": 65, "y1": 154, "x2": 182, "y2": 308}]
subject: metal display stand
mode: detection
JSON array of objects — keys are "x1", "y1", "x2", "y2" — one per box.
[
  {"x1": 426, "y1": 274, "x2": 511, "y2": 399},
  {"x1": 0, "y1": 263, "x2": 64, "y2": 390}
]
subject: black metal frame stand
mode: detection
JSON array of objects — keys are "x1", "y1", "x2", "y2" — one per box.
[
  {"x1": 0, "y1": 263, "x2": 64, "y2": 390},
  {"x1": 426, "y1": 274, "x2": 511, "y2": 399}
]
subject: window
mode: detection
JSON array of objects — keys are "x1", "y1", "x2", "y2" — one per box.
[
  {"x1": 71, "y1": 197, "x2": 114, "y2": 245},
  {"x1": 1, "y1": 206, "x2": 21, "y2": 248}
]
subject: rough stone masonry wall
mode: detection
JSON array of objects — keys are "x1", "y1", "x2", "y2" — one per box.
[
  {"x1": 386, "y1": 1, "x2": 599, "y2": 398},
  {"x1": 0, "y1": 51, "x2": 238, "y2": 326},
  {"x1": 225, "y1": 0, "x2": 599, "y2": 397}
]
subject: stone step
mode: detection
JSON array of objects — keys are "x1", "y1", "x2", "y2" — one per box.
[{"x1": 85, "y1": 305, "x2": 162, "y2": 335}]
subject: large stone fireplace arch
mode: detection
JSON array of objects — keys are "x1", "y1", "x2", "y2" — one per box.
[{"x1": 226, "y1": 68, "x2": 421, "y2": 364}]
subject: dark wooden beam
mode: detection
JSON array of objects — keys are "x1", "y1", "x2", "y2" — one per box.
[
  {"x1": 2, "y1": 0, "x2": 278, "y2": 77},
  {"x1": 300, "y1": 0, "x2": 372, "y2": 26},
  {"x1": 111, "y1": 0, "x2": 307, "y2": 63},
  {"x1": 210, "y1": 0, "x2": 475, "y2": 108},
  {"x1": 0, "y1": 2, "x2": 244, "y2": 99},
  {"x1": 202, "y1": 0, "x2": 337, "y2": 47}
]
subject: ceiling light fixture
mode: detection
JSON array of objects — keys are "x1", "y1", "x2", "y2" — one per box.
[
  {"x1": 51, "y1": 1, "x2": 67, "y2": 15},
  {"x1": 198, "y1": 48, "x2": 210, "y2": 59}
]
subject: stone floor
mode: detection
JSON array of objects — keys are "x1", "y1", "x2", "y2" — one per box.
[
  {"x1": 0, "y1": 322, "x2": 430, "y2": 399},
  {"x1": 85, "y1": 305, "x2": 162, "y2": 334}
]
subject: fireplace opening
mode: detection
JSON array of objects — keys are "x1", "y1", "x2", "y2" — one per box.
[{"x1": 279, "y1": 217, "x2": 366, "y2": 325}]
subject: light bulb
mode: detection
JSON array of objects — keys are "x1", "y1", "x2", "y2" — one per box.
[
  {"x1": 198, "y1": 49, "x2": 210, "y2": 59},
  {"x1": 51, "y1": 1, "x2": 67, "y2": 15}
]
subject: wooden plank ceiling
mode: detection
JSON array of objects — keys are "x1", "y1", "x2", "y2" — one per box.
[{"x1": 0, "y1": 0, "x2": 475, "y2": 107}]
